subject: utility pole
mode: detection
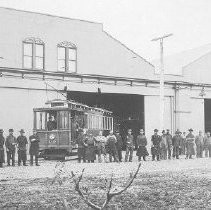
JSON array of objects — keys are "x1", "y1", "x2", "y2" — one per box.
[{"x1": 151, "y1": 33, "x2": 173, "y2": 132}]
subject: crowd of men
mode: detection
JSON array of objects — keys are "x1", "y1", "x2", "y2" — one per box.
[
  {"x1": 0, "y1": 127, "x2": 210, "y2": 167},
  {"x1": 76, "y1": 128, "x2": 211, "y2": 163},
  {"x1": 0, "y1": 129, "x2": 40, "y2": 168}
]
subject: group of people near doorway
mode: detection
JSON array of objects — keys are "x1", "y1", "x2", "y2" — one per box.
[
  {"x1": 0, "y1": 129, "x2": 40, "y2": 168},
  {"x1": 76, "y1": 128, "x2": 211, "y2": 163},
  {"x1": 151, "y1": 128, "x2": 211, "y2": 161}
]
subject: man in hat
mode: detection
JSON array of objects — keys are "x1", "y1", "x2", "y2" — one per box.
[
  {"x1": 107, "y1": 130, "x2": 118, "y2": 162},
  {"x1": 115, "y1": 130, "x2": 123, "y2": 162},
  {"x1": 172, "y1": 130, "x2": 182, "y2": 159},
  {"x1": 17, "y1": 129, "x2": 28, "y2": 166},
  {"x1": 0, "y1": 129, "x2": 5, "y2": 168},
  {"x1": 29, "y1": 130, "x2": 40, "y2": 166},
  {"x1": 151, "y1": 129, "x2": 161, "y2": 161},
  {"x1": 186, "y1": 129, "x2": 195, "y2": 159},
  {"x1": 76, "y1": 129, "x2": 87, "y2": 163},
  {"x1": 125, "y1": 129, "x2": 135, "y2": 162},
  {"x1": 195, "y1": 131, "x2": 204, "y2": 158},
  {"x1": 166, "y1": 129, "x2": 173, "y2": 159},
  {"x1": 95, "y1": 130, "x2": 108, "y2": 163},
  {"x1": 160, "y1": 130, "x2": 168, "y2": 160},
  {"x1": 5, "y1": 129, "x2": 17, "y2": 166},
  {"x1": 136, "y1": 129, "x2": 148, "y2": 161},
  {"x1": 203, "y1": 132, "x2": 211, "y2": 158},
  {"x1": 47, "y1": 115, "x2": 57, "y2": 131},
  {"x1": 180, "y1": 132, "x2": 187, "y2": 155}
]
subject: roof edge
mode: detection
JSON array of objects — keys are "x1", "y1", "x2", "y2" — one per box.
[
  {"x1": 182, "y1": 50, "x2": 211, "y2": 73},
  {"x1": 102, "y1": 30, "x2": 154, "y2": 68},
  {"x1": 0, "y1": 6, "x2": 103, "y2": 26}
]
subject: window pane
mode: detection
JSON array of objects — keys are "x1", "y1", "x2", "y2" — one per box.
[
  {"x1": 69, "y1": 48, "x2": 76, "y2": 60},
  {"x1": 24, "y1": 43, "x2": 32, "y2": 56},
  {"x1": 35, "y1": 44, "x2": 44, "y2": 57},
  {"x1": 35, "y1": 57, "x2": 44, "y2": 69},
  {"x1": 24, "y1": 56, "x2": 32, "y2": 68},
  {"x1": 36, "y1": 112, "x2": 46, "y2": 130},
  {"x1": 68, "y1": 61, "x2": 76, "y2": 72},
  {"x1": 58, "y1": 59, "x2": 65, "y2": 71},
  {"x1": 58, "y1": 111, "x2": 68, "y2": 129},
  {"x1": 58, "y1": 47, "x2": 65, "y2": 59}
]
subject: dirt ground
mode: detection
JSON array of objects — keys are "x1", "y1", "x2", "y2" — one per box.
[{"x1": 0, "y1": 156, "x2": 211, "y2": 209}]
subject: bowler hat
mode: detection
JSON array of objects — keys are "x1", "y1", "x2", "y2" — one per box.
[
  {"x1": 154, "y1": 129, "x2": 158, "y2": 132},
  {"x1": 128, "y1": 129, "x2": 132, "y2": 132},
  {"x1": 188, "y1": 128, "x2": 193, "y2": 132},
  {"x1": 140, "y1": 129, "x2": 144, "y2": 132},
  {"x1": 162, "y1": 130, "x2": 165, "y2": 134},
  {"x1": 19, "y1": 129, "x2": 25, "y2": 133},
  {"x1": 9, "y1": 129, "x2": 14, "y2": 132},
  {"x1": 0, "y1": 129, "x2": 3, "y2": 133}
]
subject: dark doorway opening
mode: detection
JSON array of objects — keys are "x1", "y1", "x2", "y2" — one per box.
[
  {"x1": 204, "y1": 99, "x2": 211, "y2": 132},
  {"x1": 67, "y1": 91, "x2": 144, "y2": 148}
]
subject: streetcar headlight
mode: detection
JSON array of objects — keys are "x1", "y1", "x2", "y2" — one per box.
[{"x1": 49, "y1": 134, "x2": 55, "y2": 140}]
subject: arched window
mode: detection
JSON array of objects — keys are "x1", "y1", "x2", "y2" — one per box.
[
  {"x1": 57, "y1": 41, "x2": 77, "y2": 73},
  {"x1": 23, "y1": 37, "x2": 45, "y2": 70}
]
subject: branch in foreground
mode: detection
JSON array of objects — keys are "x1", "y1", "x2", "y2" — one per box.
[{"x1": 71, "y1": 163, "x2": 141, "y2": 210}]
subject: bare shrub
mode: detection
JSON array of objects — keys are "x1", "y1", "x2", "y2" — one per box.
[{"x1": 53, "y1": 162, "x2": 141, "y2": 210}]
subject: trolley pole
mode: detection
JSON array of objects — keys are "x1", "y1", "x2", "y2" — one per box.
[{"x1": 151, "y1": 33, "x2": 173, "y2": 132}]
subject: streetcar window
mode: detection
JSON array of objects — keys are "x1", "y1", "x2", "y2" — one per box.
[
  {"x1": 46, "y1": 112, "x2": 57, "y2": 131},
  {"x1": 84, "y1": 114, "x2": 88, "y2": 129},
  {"x1": 35, "y1": 112, "x2": 46, "y2": 130},
  {"x1": 96, "y1": 116, "x2": 99, "y2": 129},
  {"x1": 58, "y1": 111, "x2": 69, "y2": 129}
]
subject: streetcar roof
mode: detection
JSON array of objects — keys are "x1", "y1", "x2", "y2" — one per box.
[{"x1": 33, "y1": 99, "x2": 112, "y2": 114}]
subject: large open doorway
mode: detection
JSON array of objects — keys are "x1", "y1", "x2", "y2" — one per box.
[
  {"x1": 204, "y1": 99, "x2": 211, "y2": 132},
  {"x1": 67, "y1": 91, "x2": 144, "y2": 148}
]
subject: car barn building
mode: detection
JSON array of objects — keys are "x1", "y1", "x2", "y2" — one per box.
[{"x1": 0, "y1": 7, "x2": 211, "y2": 149}]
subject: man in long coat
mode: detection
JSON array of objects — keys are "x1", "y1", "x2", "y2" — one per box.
[
  {"x1": 17, "y1": 129, "x2": 28, "y2": 166},
  {"x1": 115, "y1": 131, "x2": 123, "y2": 162},
  {"x1": 166, "y1": 129, "x2": 172, "y2": 159},
  {"x1": 180, "y1": 132, "x2": 187, "y2": 155},
  {"x1": 5, "y1": 129, "x2": 17, "y2": 166},
  {"x1": 95, "y1": 130, "x2": 107, "y2": 163},
  {"x1": 204, "y1": 132, "x2": 211, "y2": 158},
  {"x1": 125, "y1": 129, "x2": 134, "y2": 162},
  {"x1": 160, "y1": 130, "x2": 168, "y2": 160},
  {"x1": 107, "y1": 130, "x2": 118, "y2": 162},
  {"x1": 195, "y1": 131, "x2": 204, "y2": 158},
  {"x1": 151, "y1": 129, "x2": 161, "y2": 161},
  {"x1": 0, "y1": 129, "x2": 5, "y2": 168},
  {"x1": 76, "y1": 129, "x2": 87, "y2": 163},
  {"x1": 136, "y1": 129, "x2": 148, "y2": 161},
  {"x1": 186, "y1": 128, "x2": 195, "y2": 159},
  {"x1": 172, "y1": 131, "x2": 182, "y2": 159},
  {"x1": 29, "y1": 130, "x2": 40, "y2": 166},
  {"x1": 85, "y1": 133, "x2": 96, "y2": 163}
]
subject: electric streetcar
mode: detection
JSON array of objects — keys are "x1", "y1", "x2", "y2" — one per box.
[{"x1": 33, "y1": 99, "x2": 113, "y2": 160}]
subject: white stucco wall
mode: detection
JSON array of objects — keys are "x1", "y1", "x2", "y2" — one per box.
[
  {"x1": 175, "y1": 88, "x2": 205, "y2": 134},
  {"x1": 183, "y1": 52, "x2": 211, "y2": 84},
  {"x1": 0, "y1": 77, "x2": 63, "y2": 138},
  {"x1": 144, "y1": 95, "x2": 173, "y2": 151},
  {"x1": 0, "y1": 7, "x2": 154, "y2": 79}
]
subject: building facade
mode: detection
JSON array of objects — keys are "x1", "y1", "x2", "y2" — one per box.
[{"x1": 0, "y1": 7, "x2": 211, "y2": 148}]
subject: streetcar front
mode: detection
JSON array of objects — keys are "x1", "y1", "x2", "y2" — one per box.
[{"x1": 33, "y1": 102, "x2": 74, "y2": 160}]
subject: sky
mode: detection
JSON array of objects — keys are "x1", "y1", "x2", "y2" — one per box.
[{"x1": 0, "y1": 0, "x2": 211, "y2": 61}]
